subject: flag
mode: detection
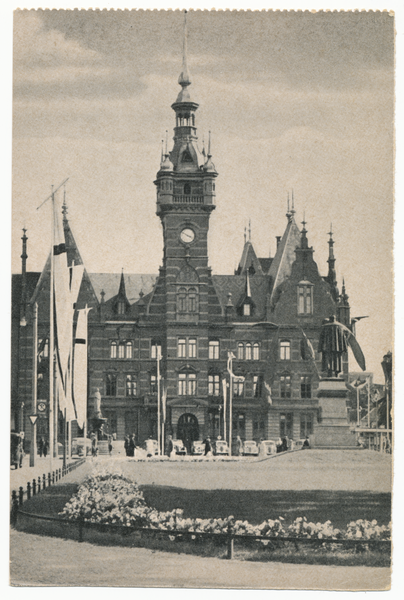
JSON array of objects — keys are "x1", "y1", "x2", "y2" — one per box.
[
  {"x1": 222, "y1": 378, "x2": 227, "y2": 441},
  {"x1": 264, "y1": 381, "x2": 272, "y2": 405},
  {"x1": 161, "y1": 381, "x2": 167, "y2": 423},
  {"x1": 73, "y1": 305, "x2": 92, "y2": 429},
  {"x1": 227, "y1": 351, "x2": 245, "y2": 382},
  {"x1": 301, "y1": 329, "x2": 316, "y2": 361}
]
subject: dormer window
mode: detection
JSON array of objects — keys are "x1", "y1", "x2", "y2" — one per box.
[
  {"x1": 243, "y1": 303, "x2": 251, "y2": 316},
  {"x1": 117, "y1": 301, "x2": 126, "y2": 315},
  {"x1": 298, "y1": 282, "x2": 313, "y2": 315}
]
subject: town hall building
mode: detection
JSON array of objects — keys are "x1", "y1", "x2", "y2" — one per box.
[{"x1": 11, "y1": 30, "x2": 356, "y2": 455}]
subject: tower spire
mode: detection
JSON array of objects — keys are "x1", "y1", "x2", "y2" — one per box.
[
  {"x1": 326, "y1": 224, "x2": 339, "y2": 301},
  {"x1": 176, "y1": 10, "x2": 192, "y2": 102}
]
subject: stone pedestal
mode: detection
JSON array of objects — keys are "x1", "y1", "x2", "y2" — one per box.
[{"x1": 312, "y1": 379, "x2": 356, "y2": 449}]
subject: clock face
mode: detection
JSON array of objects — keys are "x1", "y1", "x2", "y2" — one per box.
[
  {"x1": 180, "y1": 228, "x2": 195, "y2": 244},
  {"x1": 38, "y1": 402, "x2": 47, "y2": 412}
]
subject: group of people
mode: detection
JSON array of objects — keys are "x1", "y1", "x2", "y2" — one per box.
[
  {"x1": 38, "y1": 437, "x2": 49, "y2": 457},
  {"x1": 124, "y1": 434, "x2": 137, "y2": 457}
]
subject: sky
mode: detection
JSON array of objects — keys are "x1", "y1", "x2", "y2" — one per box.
[{"x1": 11, "y1": 8, "x2": 395, "y2": 382}]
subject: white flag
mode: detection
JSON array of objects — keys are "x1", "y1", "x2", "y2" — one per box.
[
  {"x1": 227, "y1": 351, "x2": 245, "y2": 381},
  {"x1": 264, "y1": 381, "x2": 272, "y2": 405},
  {"x1": 161, "y1": 381, "x2": 167, "y2": 423},
  {"x1": 73, "y1": 305, "x2": 92, "y2": 429}
]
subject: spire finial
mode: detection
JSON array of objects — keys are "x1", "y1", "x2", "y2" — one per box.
[
  {"x1": 287, "y1": 192, "x2": 290, "y2": 214},
  {"x1": 62, "y1": 184, "x2": 68, "y2": 220},
  {"x1": 291, "y1": 189, "x2": 295, "y2": 214},
  {"x1": 165, "y1": 130, "x2": 168, "y2": 155},
  {"x1": 244, "y1": 226, "x2": 247, "y2": 244},
  {"x1": 248, "y1": 219, "x2": 251, "y2": 242},
  {"x1": 161, "y1": 139, "x2": 164, "y2": 162},
  {"x1": 178, "y1": 10, "x2": 191, "y2": 87},
  {"x1": 208, "y1": 130, "x2": 211, "y2": 157},
  {"x1": 301, "y1": 211, "x2": 306, "y2": 231}
]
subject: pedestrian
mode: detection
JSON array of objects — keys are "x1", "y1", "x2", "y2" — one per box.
[
  {"x1": 166, "y1": 434, "x2": 174, "y2": 458},
  {"x1": 276, "y1": 437, "x2": 282, "y2": 453},
  {"x1": 128, "y1": 434, "x2": 136, "y2": 457},
  {"x1": 38, "y1": 437, "x2": 44, "y2": 458},
  {"x1": 124, "y1": 434, "x2": 130, "y2": 457},
  {"x1": 203, "y1": 436, "x2": 212, "y2": 457},
  {"x1": 145, "y1": 436, "x2": 155, "y2": 457},
  {"x1": 281, "y1": 436, "x2": 289, "y2": 452},
  {"x1": 302, "y1": 436, "x2": 310, "y2": 449},
  {"x1": 18, "y1": 434, "x2": 24, "y2": 468},
  {"x1": 108, "y1": 435, "x2": 113, "y2": 456},
  {"x1": 43, "y1": 438, "x2": 49, "y2": 458},
  {"x1": 236, "y1": 435, "x2": 243, "y2": 457},
  {"x1": 258, "y1": 438, "x2": 266, "y2": 458},
  {"x1": 91, "y1": 434, "x2": 98, "y2": 458}
]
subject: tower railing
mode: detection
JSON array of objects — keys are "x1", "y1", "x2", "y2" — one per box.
[{"x1": 173, "y1": 195, "x2": 204, "y2": 204}]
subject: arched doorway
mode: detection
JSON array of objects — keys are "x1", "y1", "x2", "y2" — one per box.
[{"x1": 177, "y1": 413, "x2": 199, "y2": 455}]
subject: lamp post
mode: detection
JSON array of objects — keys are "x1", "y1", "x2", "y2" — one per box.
[{"x1": 30, "y1": 303, "x2": 38, "y2": 467}]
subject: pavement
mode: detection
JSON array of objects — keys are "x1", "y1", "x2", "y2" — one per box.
[{"x1": 10, "y1": 529, "x2": 391, "y2": 589}]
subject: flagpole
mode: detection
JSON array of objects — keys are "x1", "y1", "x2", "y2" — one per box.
[
  {"x1": 356, "y1": 387, "x2": 360, "y2": 428},
  {"x1": 367, "y1": 378, "x2": 370, "y2": 429},
  {"x1": 49, "y1": 187, "x2": 55, "y2": 473},
  {"x1": 157, "y1": 347, "x2": 161, "y2": 456},
  {"x1": 161, "y1": 380, "x2": 165, "y2": 456},
  {"x1": 228, "y1": 352, "x2": 233, "y2": 457},
  {"x1": 30, "y1": 302, "x2": 38, "y2": 467}
]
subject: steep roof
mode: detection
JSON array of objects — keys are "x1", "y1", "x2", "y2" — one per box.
[
  {"x1": 212, "y1": 274, "x2": 269, "y2": 319},
  {"x1": 258, "y1": 257, "x2": 273, "y2": 274},
  {"x1": 89, "y1": 273, "x2": 157, "y2": 304},
  {"x1": 236, "y1": 241, "x2": 264, "y2": 276},
  {"x1": 267, "y1": 215, "x2": 301, "y2": 303}
]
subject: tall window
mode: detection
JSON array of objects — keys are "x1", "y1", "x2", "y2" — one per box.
[
  {"x1": 280, "y1": 374, "x2": 292, "y2": 398},
  {"x1": 232, "y1": 412, "x2": 246, "y2": 440},
  {"x1": 300, "y1": 413, "x2": 313, "y2": 438},
  {"x1": 126, "y1": 375, "x2": 137, "y2": 396},
  {"x1": 177, "y1": 286, "x2": 198, "y2": 315},
  {"x1": 106, "y1": 374, "x2": 117, "y2": 397},
  {"x1": 178, "y1": 372, "x2": 197, "y2": 396},
  {"x1": 118, "y1": 343, "x2": 125, "y2": 359},
  {"x1": 188, "y1": 288, "x2": 197, "y2": 313},
  {"x1": 188, "y1": 338, "x2": 197, "y2": 358},
  {"x1": 253, "y1": 343, "x2": 260, "y2": 361},
  {"x1": 245, "y1": 343, "x2": 252, "y2": 360},
  {"x1": 253, "y1": 375, "x2": 263, "y2": 397},
  {"x1": 151, "y1": 341, "x2": 162, "y2": 359},
  {"x1": 126, "y1": 341, "x2": 133, "y2": 359},
  {"x1": 178, "y1": 338, "x2": 187, "y2": 358},
  {"x1": 237, "y1": 343, "x2": 244, "y2": 360},
  {"x1": 117, "y1": 301, "x2": 126, "y2": 315},
  {"x1": 177, "y1": 288, "x2": 187, "y2": 313},
  {"x1": 280, "y1": 340, "x2": 291, "y2": 361},
  {"x1": 208, "y1": 374, "x2": 220, "y2": 396},
  {"x1": 300, "y1": 376, "x2": 312, "y2": 399},
  {"x1": 110, "y1": 341, "x2": 117, "y2": 359},
  {"x1": 209, "y1": 340, "x2": 220, "y2": 360},
  {"x1": 243, "y1": 303, "x2": 251, "y2": 316},
  {"x1": 253, "y1": 419, "x2": 265, "y2": 440},
  {"x1": 233, "y1": 380, "x2": 244, "y2": 397},
  {"x1": 280, "y1": 413, "x2": 293, "y2": 438},
  {"x1": 298, "y1": 284, "x2": 313, "y2": 315}
]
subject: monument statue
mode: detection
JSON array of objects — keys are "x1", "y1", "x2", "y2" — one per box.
[
  {"x1": 318, "y1": 315, "x2": 366, "y2": 378},
  {"x1": 93, "y1": 388, "x2": 102, "y2": 418}
]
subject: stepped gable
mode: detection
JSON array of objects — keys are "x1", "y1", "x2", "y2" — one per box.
[
  {"x1": 267, "y1": 214, "x2": 301, "y2": 307},
  {"x1": 212, "y1": 274, "x2": 268, "y2": 318},
  {"x1": 89, "y1": 273, "x2": 157, "y2": 305}
]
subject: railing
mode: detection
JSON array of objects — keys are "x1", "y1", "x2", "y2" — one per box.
[
  {"x1": 173, "y1": 195, "x2": 204, "y2": 204},
  {"x1": 12, "y1": 508, "x2": 391, "y2": 559},
  {"x1": 10, "y1": 457, "x2": 86, "y2": 525}
]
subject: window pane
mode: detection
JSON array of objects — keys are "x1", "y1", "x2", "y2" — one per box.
[
  {"x1": 188, "y1": 338, "x2": 197, "y2": 358},
  {"x1": 118, "y1": 343, "x2": 125, "y2": 359},
  {"x1": 178, "y1": 338, "x2": 186, "y2": 358},
  {"x1": 237, "y1": 343, "x2": 244, "y2": 360},
  {"x1": 280, "y1": 341, "x2": 290, "y2": 360},
  {"x1": 110, "y1": 342, "x2": 117, "y2": 359},
  {"x1": 245, "y1": 343, "x2": 252, "y2": 360},
  {"x1": 209, "y1": 340, "x2": 219, "y2": 360},
  {"x1": 253, "y1": 343, "x2": 260, "y2": 360},
  {"x1": 126, "y1": 342, "x2": 132, "y2": 359},
  {"x1": 243, "y1": 303, "x2": 251, "y2": 316}
]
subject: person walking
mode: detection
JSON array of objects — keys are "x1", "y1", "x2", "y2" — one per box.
[
  {"x1": 108, "y1": 435, "x2": 113, "y2": 456},
  {"x1": 43, "y1": 438, "x2": 49, "y2": 458},
  {"x1": 236, "y1": 435, "x2": 243, "y2": 457},
  {"x1": 203, "y1": 436, "x2": 212, "y2": 457},
  {"x1": 166, "y1": 435, "x2": 174, "y2": 458},
  {"x1": 128, "y1": 434, "x2": 136, "y2": 457},
  {"x1": 124, "y1": 435, "x2": 130, "y2": 457},
  {"x1": 38, "y1": 437, "x2": 44, "y2": 458}
]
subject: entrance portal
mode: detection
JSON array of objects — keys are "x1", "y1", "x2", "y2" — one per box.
[{"x1": 177, "y1": 413, "x2": 199, "y2": 455}]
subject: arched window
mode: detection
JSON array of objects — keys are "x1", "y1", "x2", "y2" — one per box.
[
  {"x1": 298, "y1": 283, "x2": 313, "y2": 315},
  {"x1": 237, "y1": 343, "x2": 244, "y2": 360},
  {"x1": 118, "y1": 343, "x2": 125, "y2": 359},
  {"x1": 280, "y1": 340, "x2": 291, "y2": 361},
  {"x1": 188, "y1": 288, "x2": 198, "y2": 313},
  {"x1": 245, "y1": 343, "x2": 252, "y2": 360},
  {"x1": 280, "y1": 374, "x2": 292, "y2": 398},
  {"x1": 110, "y1": 341, "x2": 117, "y2": 359},
  {"x1": 126, "y1": 341, "x2": 133, "y2": 359},
  {"x1": 253, "y1": 343, "x2": 260, "y2": 361},
  {"x1": 177, "y1": 287, "x2": 187, "y2": 313}
]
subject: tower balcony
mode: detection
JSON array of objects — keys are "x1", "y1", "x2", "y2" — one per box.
[{"x1": 173, "y1": 195, "x2": 204, "y2": 204}]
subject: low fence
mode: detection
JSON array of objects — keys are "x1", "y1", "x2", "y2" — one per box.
[
  {"x1": 13, "y1": 508, "x2": 391, "y2": 560},
  {"x1": 10, "y1": 457, "x2": 86, "y2": 525}
]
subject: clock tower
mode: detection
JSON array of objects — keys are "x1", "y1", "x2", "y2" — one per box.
[{"x1": 153, "y1": 14, "x2": 219, "y2": 326}]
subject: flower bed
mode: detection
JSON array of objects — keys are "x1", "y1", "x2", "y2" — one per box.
[{"x1": 60, "y1": 467, "x2": 391, "y2": 547}]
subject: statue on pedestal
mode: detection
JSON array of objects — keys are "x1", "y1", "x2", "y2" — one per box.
[{"x1": 318, "y1": 315, "x2": 366, "y2": 378}]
